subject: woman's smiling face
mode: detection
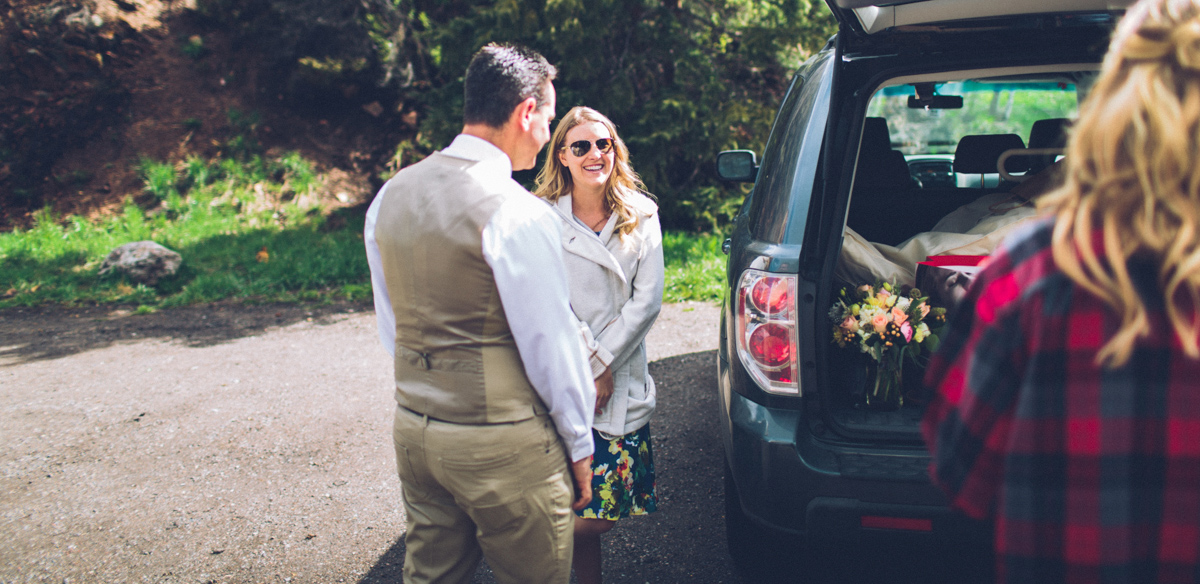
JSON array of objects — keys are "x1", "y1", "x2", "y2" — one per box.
[{"x1": 558, "y1": 121, "x2": 614, "y2": 192}]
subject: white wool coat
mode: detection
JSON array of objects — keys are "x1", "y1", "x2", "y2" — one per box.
[{"x1": 550, "y1": 192, "x2": 664, "y2": 437}]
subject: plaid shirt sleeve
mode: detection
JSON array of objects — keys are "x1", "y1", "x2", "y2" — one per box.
[{"x1": 921, "y1": 231, "x2": 1029, "y2": 521}]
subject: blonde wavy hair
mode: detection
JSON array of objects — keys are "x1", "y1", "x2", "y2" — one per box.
[
  {"x1": 1039, "y1": 0, "x2": 1200, "y2": 367},
  {"x1": 534, "y1": 106, "x2": 652, "y2": 240}
]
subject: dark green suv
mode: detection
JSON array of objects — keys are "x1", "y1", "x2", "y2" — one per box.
[{"x1": 716, "y1": 1, "x2": 1132, "y2": 581}]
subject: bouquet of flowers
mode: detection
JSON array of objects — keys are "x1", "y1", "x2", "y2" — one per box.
[{"x1": 828, "y1": 281, "x2": 947, "y2": 408}]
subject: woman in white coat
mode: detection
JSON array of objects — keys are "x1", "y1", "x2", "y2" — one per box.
[{"x1": 534, "y1": 106, "x2": 664, "y2": 584}]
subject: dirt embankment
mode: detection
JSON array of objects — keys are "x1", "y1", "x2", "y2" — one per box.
[{"x1": 1, "y1": 0, "x2": 409, "y2": 229}]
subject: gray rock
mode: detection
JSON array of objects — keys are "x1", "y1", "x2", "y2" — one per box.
[{"x1": 98, "y1": 241, "x2": 182, "y2": 286}]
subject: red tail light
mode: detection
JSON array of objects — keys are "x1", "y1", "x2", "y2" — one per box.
[
  {"x1": 750, "y1": 275, "x2": 791, "y2": 314},
  {"x1": 749, "y1": 323, "x2": 792, "y2": 369},
  {"x1": 735, "y1": 270, "x2": 799, "y2": 395}
]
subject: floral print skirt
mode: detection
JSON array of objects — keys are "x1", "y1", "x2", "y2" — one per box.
[{"x1": 577, "y1": 424, "x2": 658, "y2": 521}]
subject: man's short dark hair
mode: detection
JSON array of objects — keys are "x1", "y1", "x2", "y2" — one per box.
[{"x1": 463, "y1": 43, "x2": 556, "y2": 128}]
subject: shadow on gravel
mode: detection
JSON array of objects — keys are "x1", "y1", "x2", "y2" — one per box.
[
  {"x1": 358, "y1": 350, "x2": 741, "y2": 584},
  {"x1": 0, "y1": 300, "x2": 373, "y2": 365},
  {"x1": 356, "y1": 348, "x2": 993, "y2": 584},
  {"x1": 359, "y1": 537, "x2": 405, "y2": 583}
]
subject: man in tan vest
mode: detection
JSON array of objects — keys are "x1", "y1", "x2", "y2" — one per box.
[{"x1": 363, "y1": 43, "x2": 601, "y2": 584}]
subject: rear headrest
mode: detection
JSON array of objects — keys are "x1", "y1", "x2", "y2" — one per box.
[
  {"x1": 1027, "y1": 118, "x2": 1071, "y2": 174},
  {"x1": 954, "y1": 134, "x2": 1027, "y2": 175},
  {"x1": 1029, "y1": 118, "x2": 1071, "y2": 149},
  {"x1": 860, "y1": 117, "x2": 894, "y2": 155}
]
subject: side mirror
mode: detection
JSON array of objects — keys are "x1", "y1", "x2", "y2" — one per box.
[{"x1": 717, "y1": 150, "x2": 758, "y2": 183}]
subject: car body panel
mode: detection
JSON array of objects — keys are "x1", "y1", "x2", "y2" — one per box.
[{"x1": 826, "y1": 0, "x2": 1136, "y2": 35}]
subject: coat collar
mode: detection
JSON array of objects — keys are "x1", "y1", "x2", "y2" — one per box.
[{"x1": 552, "y1": 194, "x2": 627, "y2": 282}]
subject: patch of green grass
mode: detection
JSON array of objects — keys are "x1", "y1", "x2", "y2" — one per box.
[
  {"x1": 1, "y1": 140, "x2": 725, "y2": 310},
  {"x1": 138, "y1": 158, "x2": 179, "y2": 201},
  {"x1": 662, "y1": 231, "x2": 726, "y2": 303},
  {"x1": 0, "y1": 147, "x2": 370, "y2": 310},
  {"x1": 181, "y1": 155, "x2": 213, "y2": 189},
  {"x1": 276, "y1": 151, "x2": 317, "y2": 197}
]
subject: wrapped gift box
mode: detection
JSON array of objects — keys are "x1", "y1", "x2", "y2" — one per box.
[{"x1": 915, "y1": 255, "x2": 988, "y2": 308}]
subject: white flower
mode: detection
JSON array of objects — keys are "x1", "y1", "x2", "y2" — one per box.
[{"x1": 914, "y1": 322, "x2": 930, "y2": 343}]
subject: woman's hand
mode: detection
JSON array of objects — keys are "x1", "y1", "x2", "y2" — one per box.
[{"x1": 594, "y1": 367, "x2": 614, "y2": 415}]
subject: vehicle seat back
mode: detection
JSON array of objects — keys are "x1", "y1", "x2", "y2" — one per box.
[
  {"x1": 847, "y1": 117, "x2": 918, "y2": 245},
  {"x1": 954, "y1": 134, "x2": 1027, "y2": 187},
  {"x1": 853, "y1": 117, "x2": 912, "y2": 191},
  {"x1": 1027, "y1": 118, "x2": 1071, "y2": 175}
]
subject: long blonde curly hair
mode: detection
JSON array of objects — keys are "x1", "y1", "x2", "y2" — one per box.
[
  {"x1": 1039, "y1": 0, "x2": 1200, "y2": 367},
  {"x1": 534, "y1": 106, "x2": 653, "y2": 240}
]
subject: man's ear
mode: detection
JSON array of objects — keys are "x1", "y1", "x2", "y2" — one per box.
[{"x1": 513, "y1": 96, "x2": 538, "y2": 131}]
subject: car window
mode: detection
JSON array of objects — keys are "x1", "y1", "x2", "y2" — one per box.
[
  {"x1": 750, "y1": 51, "x2": 834, "y2": 243},
  {"x1": 868, "y1": 80, "x2": 1081, "y2": 154},
  {"x1": 864, "y1": 76, "x2": 1086, "y2": 187}
]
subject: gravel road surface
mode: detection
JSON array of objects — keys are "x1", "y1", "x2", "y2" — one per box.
[
  {"x1": 2, "y1": 300, "x2": 985, "y2": 584},
  {"x1": 1, "y1": 300, "x2": 736, "y2": 583}
]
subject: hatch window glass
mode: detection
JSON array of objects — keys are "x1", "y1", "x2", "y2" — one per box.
[{"x1": 865, "y1": 77, "x2": 1087, "y2": 187}]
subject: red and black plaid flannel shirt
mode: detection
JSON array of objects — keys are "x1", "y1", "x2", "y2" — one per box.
[{"x1": 923, "y1": 218, "x2": 1200, "y2": 583}]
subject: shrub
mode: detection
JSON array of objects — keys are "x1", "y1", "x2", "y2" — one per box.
[
  {"x1": 190, "y1": 0, "x2": 836, "y2": 232},
  {"x1": 407, "y1": 0, "x2": 835, "y2": 232}
]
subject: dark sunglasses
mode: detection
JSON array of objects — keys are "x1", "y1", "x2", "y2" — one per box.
[{"x1": 564, "y1": 138, "x2": 614, "y2": 157}]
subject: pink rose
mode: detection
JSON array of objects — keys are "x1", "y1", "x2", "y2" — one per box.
[
  {"x1": 900, "y1": 322, "x2": 913, "y2": 342},
  {"x1": 891, "y1": 306, "x2": 908, "y2": 326},
  {"x1": 871, "y1": 313, "x2": 887, "y2": 331},
  {"x1": 841, "y1": 316, "x2": 859, "y2": 333}
]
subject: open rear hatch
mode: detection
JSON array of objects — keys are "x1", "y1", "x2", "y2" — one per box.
[{"x1": 819, "y1": 0, "x2": 1133, "y2": 442}]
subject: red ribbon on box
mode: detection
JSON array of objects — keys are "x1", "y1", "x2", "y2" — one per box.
[{"x1": 917, "y1": 255, "x2": 989, "y2": 267}]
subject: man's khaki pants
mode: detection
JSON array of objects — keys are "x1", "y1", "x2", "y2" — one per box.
[{"x1": 392, "y1": 404, "x2": 575, "y2": 584}]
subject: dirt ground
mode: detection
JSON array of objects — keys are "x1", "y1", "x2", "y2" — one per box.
[
  {"x1": 2, "y1": 0, "x2": 393, "y2": 229},
  {"x1": 0, "y1": 300, "x2": 723, "y2": 583}
]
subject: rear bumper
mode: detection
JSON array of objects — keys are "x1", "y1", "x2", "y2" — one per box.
[{"x1": 718, "y1": 354, "x2": 989, "y2": 546}]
